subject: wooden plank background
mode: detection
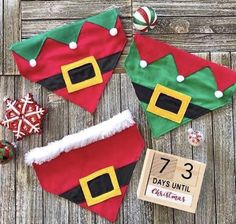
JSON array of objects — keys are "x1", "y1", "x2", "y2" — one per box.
[{"x1": 0, "y1": 1, "x2": 235, "y2": 223}]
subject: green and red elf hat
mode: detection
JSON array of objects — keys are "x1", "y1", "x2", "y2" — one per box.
[
  {"x1": 10, "y1": 9, "x2": 127, "y2": 113},
  {"x1": 25, "y1": 110, "x2": 145, "y2": 222},
  {"x1": 124, "y1": 35, "x2": 236, "y2": 138}
]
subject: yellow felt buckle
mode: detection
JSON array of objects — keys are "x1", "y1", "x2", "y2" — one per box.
[
  {"x1": 79, "y1": 166, "x2": 122, "y2": 206},
  {"x1": 147, "y1": 84, "x2": 191, "y2": 123},
  {"x1": 61, "y1": 56, "x2": 103, "y2": 93}
]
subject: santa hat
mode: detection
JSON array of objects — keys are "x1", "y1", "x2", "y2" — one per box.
[
  {"x1": 124, "y1": 34, "x2": 236, "y2": 138},
  {"x1": 25, "y1": 110, "x2": 145, "y2": 222},
  {"x1": 10, "y1": 9, "x2": 127, "y2": 113}
]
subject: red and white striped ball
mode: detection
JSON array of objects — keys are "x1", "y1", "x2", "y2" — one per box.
[{"x1": 133, "y1": 6, "x2": 158, "y2": 32}]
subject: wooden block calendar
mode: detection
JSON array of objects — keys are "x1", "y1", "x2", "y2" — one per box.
[{"x1": 137, "y1": 149, "x2": 206, "y2": 213}]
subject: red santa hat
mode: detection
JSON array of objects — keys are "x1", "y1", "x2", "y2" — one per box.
[{"x1": 25, "y1": 110, "x2": 145, "y2": 222}]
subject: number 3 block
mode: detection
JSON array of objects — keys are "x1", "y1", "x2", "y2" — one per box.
[{"x1": 137, "y1": 149, "x2": 206, "y2": 213}]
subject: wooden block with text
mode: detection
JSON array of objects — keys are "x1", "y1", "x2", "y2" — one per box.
[{"x1": 137, "y1": 149, "x2": 206, "y2": 213}]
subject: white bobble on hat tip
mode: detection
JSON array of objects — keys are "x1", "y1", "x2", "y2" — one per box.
[
  {"x1": 214, "y1": 90, "x2": 223, "y2": 98},
  {"x1": 140, "y1": 60, "x2": 148, "y2": 68},
  {"x1": 109, "y1": 28, "x2": 118, "y2": 36},
  {"x1": 177, "y1": 75, "x2": 185, "y2": 82},
  {"x1": 29, "y1": 59, "x2": 37, "y2": 67},
  {"x1": 69, "y1": 42, "x2": 77, "y2": 49}
]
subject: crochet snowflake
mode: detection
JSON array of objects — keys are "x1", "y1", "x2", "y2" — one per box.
[{"x1": 0, "y1": 93, "x2": 47, "y2": 140}]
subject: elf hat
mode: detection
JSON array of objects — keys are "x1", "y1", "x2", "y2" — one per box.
[
  {"x1": 10, "y1": 9, "x2": 127, "y2": 113},
  {"x1": 25, "y1": 110, "x2": 145, "y2": 222},
  {"x1": 124, "y1": 35, "x2": 236, "y2": 138}
]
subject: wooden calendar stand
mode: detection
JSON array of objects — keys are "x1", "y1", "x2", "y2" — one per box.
[{"x1": 137, "y1": 149, "x2": 206, "y2": 213}]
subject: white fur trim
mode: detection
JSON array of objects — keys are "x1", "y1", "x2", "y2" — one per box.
[{"x1": 25, "y1": 110, "x2": 135, "y2": 166}]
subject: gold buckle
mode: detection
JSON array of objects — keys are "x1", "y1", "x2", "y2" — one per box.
[
  {"x1": 61, "y1": 56, "x2": 103, "y2": 93},
  {"x1": 147, "y1": 84, "x2": 191, "y2": 123},
  {"x1": 79, "y1": 166, "x2": 122, "y2": 206}
]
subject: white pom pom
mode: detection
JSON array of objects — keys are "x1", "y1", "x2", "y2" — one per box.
[
  {"x1": 177, "y1": 75, "x2": 185, "y2": 82},
  {"x1": 29, "y1": 59, "x2": 37, "y2": 67},
  {"x1": 69, "y1": 42, "x2": 77, "y2": 49},
  {"x1": 214, "y1": 90, "x2": 223, "y2": 98},
  {"x1": 109, "y1": 28, "x2": 118, "y2": 36},
  {"x1": 140, "y1": 60, "x2": 147, "y2": 68}
]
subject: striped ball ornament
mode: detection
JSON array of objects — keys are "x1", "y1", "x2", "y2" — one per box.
[
  {"x1": 0, "y1": 140, "x2": 15, "y2": 164},
  {"x1": 133, "y1": 6, "x2": 157, "y2": 32}
]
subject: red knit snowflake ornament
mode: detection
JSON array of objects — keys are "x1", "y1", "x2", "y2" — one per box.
[{"x1": 0, "y1": 93, "x2": 47, "y2": 140}]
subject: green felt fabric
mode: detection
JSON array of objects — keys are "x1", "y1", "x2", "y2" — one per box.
[
  {"x1": 124, "y1": 40, "x2": 236, "y2": 138},
  {"x1": 148, "y1": 7, "x2": 156, "y2": 23},
  {"x1": 10, "y1": 9, "x2": 118, "y2": 61},
  {"x1": 133, "y1": 17, "x2": 146, "y2": 26}
]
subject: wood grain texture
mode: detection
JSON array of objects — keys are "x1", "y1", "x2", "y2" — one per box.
[
  {"x1": 0, "y1": 0, "x2": 3, "y2": 75},
  {"x1": 230, "y1": 52, "x2": 236, "y2": 224},
  {"x1": 154, "y1": 17, "x2": 236, "y2": 34},
  {"x1": 151, "y1": 107, "x2": 173, "y2": 224},
  {"x1": 141, "y1": 33, "x2": 236, "y2": 52},
  {"x1": 21, "y1": 1, "x2": 131, "y2": 19},
  {"x1": 1, "y1": 0, "x2": 236, "y2": 224},
  {"x1": 171, "y1": 112, "x2": 194, "y2": 224},
  {"x1": 192, "y1": 53, "x2": 216, "y2": 224},
  {"x1": 210, "y1": 52, "x2": 236, "y2": 224},
  {"x1": 3, "y1": 0, "x2": 20, "y2": 75},
  {"x1": 121, "y1": 74, "x2": 153, "y2": 224},
  {"x1": 0, "y1": 76, "x2": 15, "y2": 224},
  {"x1": 42, "y1": 88, "x2": 69, "y2": 224},
  {"x1": 133, "y1": 1, "x2": 236, "y2": 16},
  {"x1": 14, "y1": 78, "x2": 43, "y2": 224},
  {"x1": 21, "y1": 19, "x2": 132, "y2": 38}
]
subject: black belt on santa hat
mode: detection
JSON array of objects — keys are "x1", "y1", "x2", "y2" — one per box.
[
  {"x1": 37, "y1": 51, "x2": 122, "y2": 92},
  {"x1": 59, "y1": 161, "x2": 137, "y2": 204},
  {"x1": 132, "y1": 82, "x2": 210, "y2": 120}
]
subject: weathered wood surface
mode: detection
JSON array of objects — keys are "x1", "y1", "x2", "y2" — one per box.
[
  {"x1": 0, "y1": 1, "x2": 236, "y2": 224},
  {"x1": 3, "y1": 0, "x2": 20, "y2": 75}
]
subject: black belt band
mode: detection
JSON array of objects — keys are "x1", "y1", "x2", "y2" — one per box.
[
  {"x1": 59, "y1": 161, "x2": 137, "y2": 204},
  {"x1": 132, "y1": 82, "x2": 210, "y2": 120},
  {"x1": 37, "y1": 51, "x2": 122, "y2": 92}
]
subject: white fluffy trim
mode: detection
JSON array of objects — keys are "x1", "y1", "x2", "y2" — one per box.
[{"x1": 25, "y1": 110, "x2": 135, "y2": 166}]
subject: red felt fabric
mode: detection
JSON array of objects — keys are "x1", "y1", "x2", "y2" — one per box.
[
  {"x1": 134, "y1": 34, "x2": 236, "y2": 91},
  {"x1": 54, "y1": 71, "x2": 112, "y2": 113},
  {"x1": 12, "y1": 17, "x2": 127, "y2": 113},
  {"x1": 33, "y1": 124, "x2": 145, "y2": 222},
  {"x1": 80, "y1": 186, "x2": 128, "y2": 222},
  {"x1": 138, "y1": 7, "x2": 149, "y2": 24}
]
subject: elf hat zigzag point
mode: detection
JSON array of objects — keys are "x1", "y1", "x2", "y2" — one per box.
[
  {"x1": 133, "y1": 34, "x2": 236, "y2": 93},
  {"x1": 10, "y1": 9, "x2": 121, "y2": 62}
]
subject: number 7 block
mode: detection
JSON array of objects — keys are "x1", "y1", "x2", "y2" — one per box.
[{"x1": 137, "y1": 149, "x2": 206, "y2": 213}]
